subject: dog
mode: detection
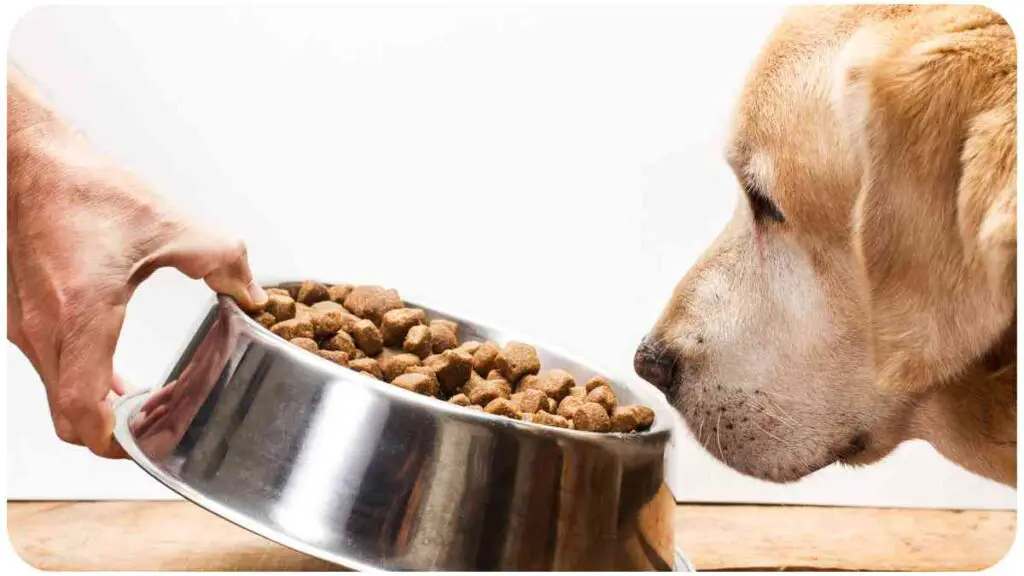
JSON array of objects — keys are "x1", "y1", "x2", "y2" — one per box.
[{"x1": 635, "y1": 5, "x2": 1016, "y2": 486}]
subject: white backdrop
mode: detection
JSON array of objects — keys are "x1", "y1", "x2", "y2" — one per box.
[{"x1": 5, "y1": 4, "x2": 1015, "y2": 508}]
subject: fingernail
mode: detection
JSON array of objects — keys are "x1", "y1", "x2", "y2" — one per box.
[{"x1": 247, "y1": 282, "x2": 268, "y2": 307}]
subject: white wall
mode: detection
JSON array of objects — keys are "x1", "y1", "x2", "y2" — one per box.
[{"x1": 5, "y1": 4, "x2": 1015, "y2": 508}]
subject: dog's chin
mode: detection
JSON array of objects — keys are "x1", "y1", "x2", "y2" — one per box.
[{"x1": 665, "y1": 377, "x2": 875, "y2": 483}]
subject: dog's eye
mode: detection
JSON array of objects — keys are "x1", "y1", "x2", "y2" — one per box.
[{"x1": 744, "y1": 183, "x2": 785, "y2": 224}]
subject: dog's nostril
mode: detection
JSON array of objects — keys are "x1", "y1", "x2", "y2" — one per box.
[{"x1": 634, "y1": 338, "x2": 678, "y2": 392}]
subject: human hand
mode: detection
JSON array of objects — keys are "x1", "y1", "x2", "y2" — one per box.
[{"x1": 7, "y1": 65, "x2": 268, "y2": 457}]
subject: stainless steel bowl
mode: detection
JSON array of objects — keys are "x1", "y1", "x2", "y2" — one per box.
[{"x1": 114, "y1": 286, "x2": 680, "y2": 571}]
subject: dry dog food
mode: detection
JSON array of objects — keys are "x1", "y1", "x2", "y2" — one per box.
[{"x1": 248, "y1": 282, "x2": 654, "y2": 433}]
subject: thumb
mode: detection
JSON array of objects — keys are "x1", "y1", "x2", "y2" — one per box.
[{"x1": 134, "y1": 224, "x2": 267, "y2": 311}]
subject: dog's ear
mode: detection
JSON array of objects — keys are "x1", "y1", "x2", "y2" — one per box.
[{"x1": 836, "y1": 7, "x2": 1016, "y2": 392}]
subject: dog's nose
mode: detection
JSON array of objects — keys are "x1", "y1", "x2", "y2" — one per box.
[{"x1": 634, "y1": 337, "x2": 677, "y2": 393}]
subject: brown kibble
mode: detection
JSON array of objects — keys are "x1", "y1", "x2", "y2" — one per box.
[
  {"x1": 610, "y1": 405, "x2": 655, "y2": 433},
  {"x1": 431, "y1": 318, "x2": 458, "y2": 337},
  {"x1": 469, "y1": 381, "x2": 507, "y2": 406},
  {"x1": 423, "y1": 349, "x2": 473, "y2": 395},
  {"x1": 449, "y1": 394, "x2": 471, "y2": 407},
  {"x1": 484, "y1": 398, "x2": 520, "y2": 419},
  {"x1": 573, "y1": 402, "x2": 611, "y2": 432},
  {"x1": 633, "y1": 405, "x2": 655, "y2": 430},
  {"x1": 457, "y1": 341, "x2": 482, "y2": 355},
  {"x1": 393, "y1": 373, "x2": 439, "y2": 397},
  {"x1": 297, "y1": 280, "x2": 330, "y2": 305},
  {"x1": 496, "y1": 342, "x2": 541, "y2": 383},
  {"x1": 472, "y1": 341, "x2": 500, "y2": 377},
  {"x1": 463, "y1": 369, "x2": 488, "y2": 395},
  {"x1": 295, "y1": 303, "x2": 316, "y2": 322},
  {"x1": 383, "y1": 288, "x2": 404, "y2": 313},
  {"x1": 522, "y1": 411, "x2": 570, "y2": 429},
  {"x1": 486, "y1": 369, "x2": 509, "y2": 386},
  {"x1": 403, "y1": 325, "x2": 433, "y2": 358},
  {"x1": 352, "y1": 349, "x2": 367, "y2": 360},
  {"x1": 271, "y1": 318, "x2": 314, "y2": 340},
  {"x1": 328, "y1": 284, "x2": 354, "y2": 304},
  {"x1": 316, "y1": 350, "x2": 350, "y2": 366},
  {"x1": 348, "y1": 358, "x2": 382, "y2": 379},
  {"x1": 312, "y1": 309, "x2": 358, "y2": 339},
  {"x1": 558, "y1": 396, "x2": 586, "y2": 420},
  {"x1": 253, "y1": 311, "x2": 277, "y2": 329},
  {"x1": 586, "y1": 384, "x2": 618, "y2": 415},
  {"x1": 343, "y1": 285, "x2": 393, "y2": 325},
  {"x1": 352, "y1": 319, "x2": 384, "y2": 356},
  {"x1": 585, "y1": 375, "x2": 613, "y2": 393},
  {"x1": 545, "y1": 397, "x2": 557, "y2": 413},
  {"x1": 381, "y1": 308, "x2": 427, "y2": 346},
  {"x1": 404, "y1": 366, "x2": 440, "y2": 392},
  {"x1": 429, "y1": 322, "x2": 458, "y2": 353},
  {"x1": 377, "y1": 350, "x2": 422, "y2": 382},
  {"x1": 509, "y1": 389, "x2": 548, "y2": 414},
  {"x1": 323, "y1": 330, "x2": 358, "y2": 357},
  {"x1": 467, "y1": 404, "x2": 484, "y2": 412},
  {"x1": 290, "y1": 337, "x2": 319, "y2": 353},
  {"x1": 266, "y1": 288, "x2": 290, "y2": 298},
  {"x1": 266, "y1": 294, "x2": 296, "y2": 322},
  {"x1": 520, "y1": 369, "x2": 574, "y2": 402},
  {"x1": 311, "y1": 300, "x2": 344, "y2": 313},
  {"x1": 569, "y1": 386, "x2": 587, "y2": 398}
]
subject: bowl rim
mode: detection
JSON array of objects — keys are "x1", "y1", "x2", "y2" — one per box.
[{"x1": 231, "y1": 279, "x2": 676, "y2": 446}]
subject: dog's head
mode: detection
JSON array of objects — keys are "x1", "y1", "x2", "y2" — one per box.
[{"x1": 636, "y1": 6, "x2": 1016, "y2": 483}]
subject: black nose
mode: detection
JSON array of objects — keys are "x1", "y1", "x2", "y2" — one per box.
[{"x1": 634, "y1": 337, "x2": 677, "y2": 393}]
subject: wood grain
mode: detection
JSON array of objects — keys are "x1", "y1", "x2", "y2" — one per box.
[{"x1": 6, "y1": 501, "x2": 1016, "y2": 571}]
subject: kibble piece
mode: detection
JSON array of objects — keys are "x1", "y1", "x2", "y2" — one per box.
[
  {"x1": 383, "y1": 288, "x2": 404, "y2": 311},
  {"x1": 462, "y1": 369, "x2": 488, "y2": 395},
  {"x1": 558, "y1": 396, "x2": 585, "y2": 420},
  {"x1": 611, "y1": 405, "x2": 655, "y2": 433},
  {"x1": 545, "y1": 397, "x2": 557, "y2": 414},
  {"x1": 496, "y1": 342, "x2": 541, "y2": 383},
  {"x1": 484, "y1": 398, "x2": 520, "y2": 419},
  {"x1": 422, "y1": 348, "x2": 473, "y2": 396},
  {"x1": 323, "y1": 330, "x2": 358, "y2": 357},
  {"x1": 469, "y1": 381, "x2": 508, "y2": 406},
  {"x1": 404, "y1": 366, "x2": 441, "y2": 391},
  {"x1": 486, "y1": 369, "x2": 509, "y2": 385},
  {"x1": 522, "y1": 411, "x2": 570, "y2": 429},
  {"x1": 295, "y1": 303, "x2": 316, "y2": 322},
  {"x1": 266, "y1": 288, "x2": 291, "y2": 298},
  {"x1": 568, "y1": 386, "x2": 587, "y2": 398},
  {"x1": 311, "y1": 301, "x2": 344, "y2": 313},
  {"x1": 343, "y1": 285, "x2": 391, "y2": 325},
  {"x1": 290, "y1": 337, "x2": 319, "y2": 353},
  {"x1": 352, "y1": 349, "x2": 367, "y2": 359},
  {"x1": 585, "y1": 375, "x2": 613, "y2": 393},
  {"x1": 352, "y1": 319, "x2": 384, "y2": 356},
  {"x1": 316, "y1": 350, "x2": 349, "y2": 366},
  {"x1": 297, "y1": 280, "x2": 330, "y2": 305},
  {"x1": 573, "y1": 402, "x2": 612, "y2": 432},
  {"x1": 586, "y1": 385, "x2": 618, "y2": 415},
  {"x1": 312, "y1": 309, "x2": 355, "y2": 339},
  {"x1": 520, "y1": 369, "x2": 574, "y2": 402},
  {"x1": 381, "y1": 308, "x2": 427, "y2": 346},
  {"x1": 271, "y1": 318, "x2": 314, "y2": 340},
  {"x1": 266, "y1": 294, "x2": 297, "y2": 322},
  {"x1": 449, "y1": 394, "x2": 471, "y2": 407},
  {"x1": 509, "y1": 389, "x2": 548, "y2": 414},
  {"x1": 378, "y1": 350, "x2": 422, "y2": 382},
  {"x1": 431, "y1": 318, "x2": 459, "y2": 337},
  {"x1": 393, "y1": 373, "x2": 439, "y2": 397},
  {"x1": 403, "y1": 325, "x2": 433, "y2": 359},
  {"x1": 348, "y1": 358, "x2": 382, "y2": 379},
  {"x1": 328, "y1": 284, "x2": 354, "y2": 304},
  {"x1": 429, "y1": 322, "x2": 458, "y2": 353},
  {"x1": 253, "y1": 311, "x2": 277, "y2": 329},
  {"x1": 457, "y1": 341, "x2": 482, "y2": 355},
  {"x1": 472, "y1": 341, "x2": 500, "y2": 377}
]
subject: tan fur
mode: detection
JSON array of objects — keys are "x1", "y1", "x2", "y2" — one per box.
[{"x1": 641, "y1": 6, "x2": 1016, "y2": 485}]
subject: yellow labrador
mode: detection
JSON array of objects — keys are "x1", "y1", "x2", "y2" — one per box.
[{"x1": 636, "y1": 6, "x2": 1016, "y2": 486}]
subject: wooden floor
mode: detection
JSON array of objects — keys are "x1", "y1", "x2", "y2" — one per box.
[{"x1": 6, "y1": 501, "x2": 1016, "y2": 571}]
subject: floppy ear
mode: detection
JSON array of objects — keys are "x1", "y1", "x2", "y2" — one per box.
[{"x1": 837, "y1": 7, "x2": 1016, "y2": 392}]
